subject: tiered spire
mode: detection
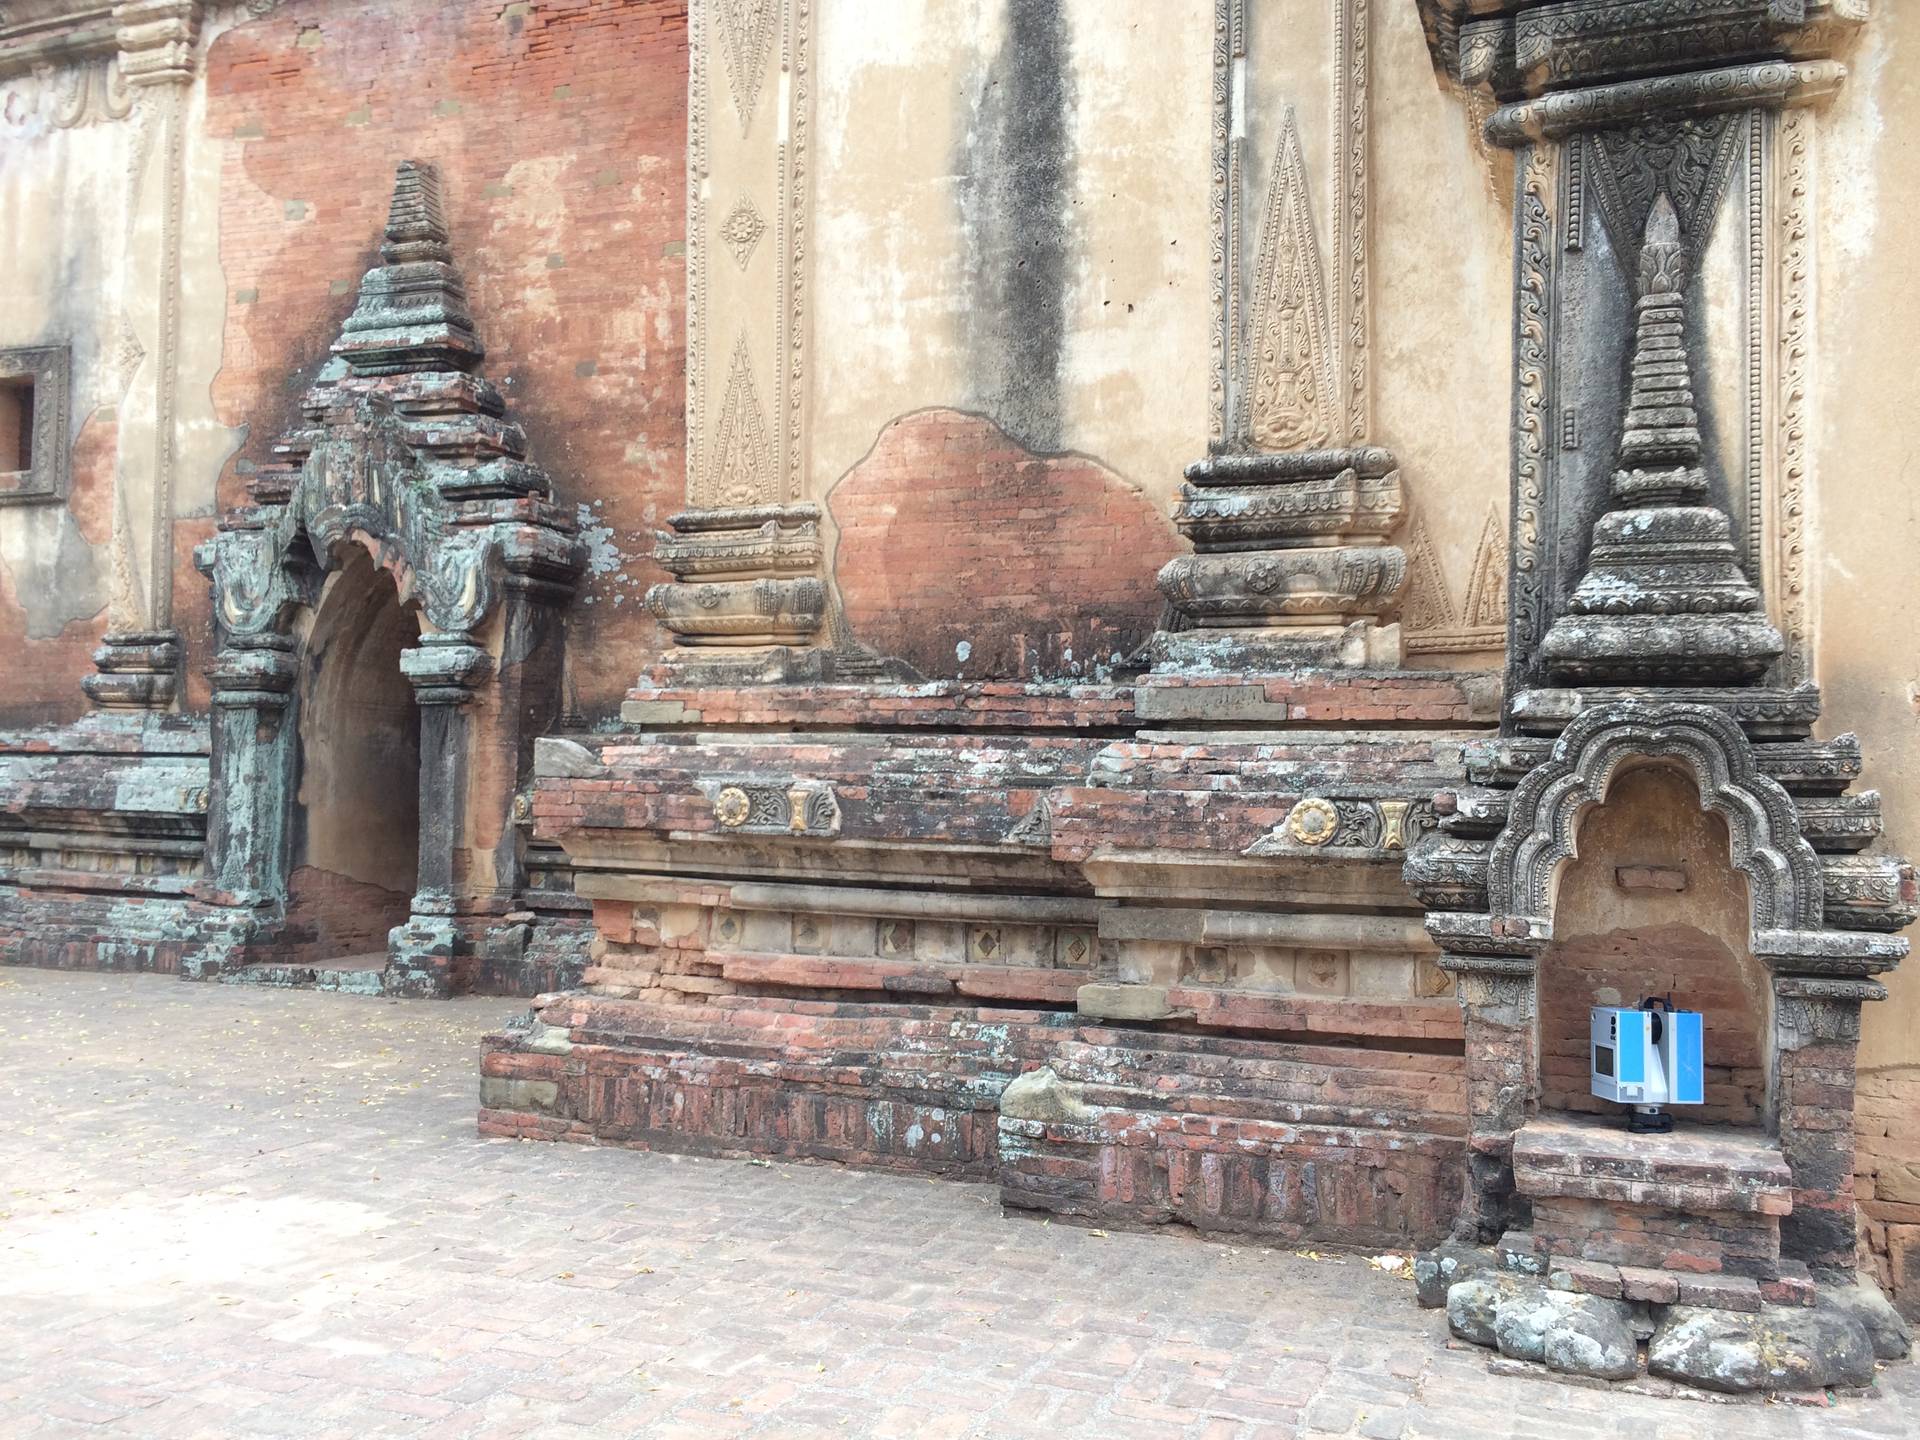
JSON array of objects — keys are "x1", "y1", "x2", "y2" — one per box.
[
  {"x1": 1540, "y1": 193, "x2": 1782, "y2": 686},
  {"x1": 331, "y1": 161, "x2": 484, "y2": 377}
]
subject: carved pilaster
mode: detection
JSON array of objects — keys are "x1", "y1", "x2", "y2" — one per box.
[
  {"x1": 390, "y1": 635, "x2": 494, "y2": 999},
  {"x1": 203, "y1": 636, "x2": 298, "y2": 908},
  {"x1": 79, "y1": 3, "x2": 204, "y2": 711},
  {"x1": 666, "y1": 0, "x2": 827, "y2": 679},
  {"x1": 1152, "y1": 0, "x2": 1405, "y2": 673}
]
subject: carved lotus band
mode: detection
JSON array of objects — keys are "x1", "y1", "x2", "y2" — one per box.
[
  {"x1": 1172, "y1": 470, "x2": 1404, "y2": 550},
  {"x1": 1157, "y1": 546, "x2": 1409, "y2": 626},
  {"x1": 645, "y1": 577, "x2": 826, "y2": 646}
]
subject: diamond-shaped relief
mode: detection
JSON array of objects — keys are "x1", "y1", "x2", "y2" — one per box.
[{"x1": 720, "y1": 198, "x2": 766, "y2": 271}]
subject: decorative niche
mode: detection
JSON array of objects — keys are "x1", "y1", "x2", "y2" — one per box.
[{"x1": 0, "y1": 345, "x2": 71, "y2": 506}]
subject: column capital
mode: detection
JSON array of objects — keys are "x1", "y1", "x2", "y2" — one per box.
[
  {"x1": 112, "y1": 0, "x2": 202, "y2": 88},
  {"x1": 207, "y1": 637, "x2": 296, "y2": 708},
  {"x1": 401, "y1": 635, "x2": 493, "y2": 704}
]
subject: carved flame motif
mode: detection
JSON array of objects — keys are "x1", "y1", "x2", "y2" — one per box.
[
  {"x1": 1463, "y1": 505, "x2": 1508, "y2": 632},
  {"x1": 714, "y1": 0, "x2": 779, "y2": 133},
  {"x1": 1637, "y1": 192, "x2": 1686, "y2": 298},
  {"x1": 1245, "y1": 108, "x2": 1335, "y2": 452},
  {"x1": 1403, "y1": 502, "x2": 1507, "y2": 654},
  {"x1": 707, "y1": 337, "x2": 773, "y2": 508}
]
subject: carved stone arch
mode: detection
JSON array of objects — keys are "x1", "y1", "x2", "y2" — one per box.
[
  {"x1": 1488, "y1": 702, "x2": 1824, "y2": 939},
  {"x1": 190, "y1": 160, "x2": 583, "y2": 997}
]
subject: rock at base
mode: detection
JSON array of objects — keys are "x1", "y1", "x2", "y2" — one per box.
[
  {"x1": 1543, "y1": 1298, "x2": 1640, "y2": 1381},
  {"x1": 1415, "y1": 1241, "x2": 1498, "y2": 1309},
  {"x1": 1821, "y1": 1275, "x2": 1912, "y2": 1361},
  {"x1": 1648, "y1": 1304, "x2": 1875, "y2": 1393},
  {"x1": 1446, "y1": 1272, "x2": 1524, "y2": 1347},
  {"x1": 1491, "y1": 1286, "x2": 1566, "y2": 1363},
  {"x1": 1451, "y1": 1274, "x2": 1642, "y2": 1382}
]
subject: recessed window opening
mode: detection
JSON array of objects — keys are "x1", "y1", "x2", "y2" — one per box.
[{"x1": 0, "y1": 377, "x2": 33, "y2": 473}]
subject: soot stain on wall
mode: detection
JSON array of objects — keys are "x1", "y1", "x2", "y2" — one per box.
[{"x1": 956, "y1": 0, "x2": 1074, "y2": 455}]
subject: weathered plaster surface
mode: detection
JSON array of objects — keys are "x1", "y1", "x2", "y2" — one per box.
[{"x1": 1817, "y1": 12, "x2": 1920, "y2": 1075}]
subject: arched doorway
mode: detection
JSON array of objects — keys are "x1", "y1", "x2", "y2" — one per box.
[
  {"x1": 191, "y1": 158, "x2": 582, "y2": 996},
  {"x1": 283, "y1": 548, "x2": 422, "y2": 969}
]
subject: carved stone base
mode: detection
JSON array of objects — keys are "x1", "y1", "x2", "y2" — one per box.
[
  {"x1": 1149, "y1": 446, "x2": 1409, "y2": 673},
  {"x1": 1137, "y1": 619, "x2": 1403, "y2": 673},
  {"x1": 82, "y1": 631, "x2": 181, "y2": 710},
  {"x1": 387, "y1": 914, "x2": 457, "y2": 999},
  {"x1": 644, "y1": 577, "x2": 825, "y2": 647}
]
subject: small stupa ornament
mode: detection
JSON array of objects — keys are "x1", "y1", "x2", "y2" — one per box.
[{"x1": 1539, "y1": 193, "x2": 1783, "y2": 686}]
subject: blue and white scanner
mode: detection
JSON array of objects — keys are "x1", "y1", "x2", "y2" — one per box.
[{"x1": 1590, "y1": 1000, "x2": 1703, "y2": 1132}]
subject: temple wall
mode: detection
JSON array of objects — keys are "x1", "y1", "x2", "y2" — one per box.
[
  {"x1": 683, "y1": 0, "x2": 1514, "y2": 681},
  {"x1": 0, "y1": 0, "x2": 1917, "y2": 1317},
  {"x1": 1814, "y1": 7, "x2": 1920, "y2": 1296}
]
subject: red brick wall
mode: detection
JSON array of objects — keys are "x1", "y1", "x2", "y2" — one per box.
[
  {"x1": 200, "y1": 0, "x2": 688, "y2": 720},
  {"x1": 829, "y1": 409, "x2": 1182, "y2": 681},
  {"x1": 1857, "y1": 1067, "x2": 1920, "y2": 1315},
  {"x1": 1538, "y1": 765, "x2": 1771, "y2": 1127},
  {"x1": 0, "y1": 413, "x2": 115, "y2": 727}
]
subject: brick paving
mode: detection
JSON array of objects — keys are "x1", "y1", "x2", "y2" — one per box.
[{"x1": 0, "y1": 970, "x2": 1913, "y2": 1440}]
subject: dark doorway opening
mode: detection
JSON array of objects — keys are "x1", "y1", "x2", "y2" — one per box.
[{"x1": 284, "y1": 547, "x2": 421, "y2": 967}]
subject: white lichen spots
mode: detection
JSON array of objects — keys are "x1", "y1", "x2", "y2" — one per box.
[
  {"x1": 576, "y1": 501, "x2": 624, "y2": 578},
  {"x1": 955, "y1": 639, "x2": 972, "y2": 663},
  {"x1": 574, "y1": 500, "x2": 646, "y2": 608}
]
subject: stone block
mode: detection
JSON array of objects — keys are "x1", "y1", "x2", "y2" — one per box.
[
  {"x1": 1541, "y1": 1296, "x2": 1640, "y2": 1382},
  {"x1": 1820, "y1": 1273, "x2": 1912, "y2": 1359},
  {"x1": 1674, "y1": 1274, "x2": 1762, "y2": 1313},
  {"x1": 1076, "y1": 983, "x2": 1173, "y2": 1022},
  {"x1": 479, "y1": 1076, "x2": 558, "y2": 1111},
  {"x1": 1617, "y1": 1266, "x2": 1679, "y2": 1304},
  {"x1": 915, "y1": 922, "x2": 966, "y2": 964},
  {"x1": 1446, "y1": 1272, "x2": 1525, "y2": 1348},
  {"x1": 1546, "y1": 1258, "x2": 1623, "y2": 1299},
  {"x1": 1413, "y1": 1241, "x2": 1497, "y2": 1308},
  {"x1": 998, "y1": 1067, "x2": 1092, "y2": 1125}
]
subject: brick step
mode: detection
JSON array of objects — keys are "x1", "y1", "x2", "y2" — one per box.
[
  {"x1": 483, "y1": 991, "x2": 1468, "y2": 1247},
  {"x1": 1498, "y1": 1231, "x2": 1816, "y2": 1309},
  {"x1": 565, "y1": 996, "x2": 1461, "y2": 1117},
  {"x1": 1513, "y1": 1113, "x2": 1792, "y2": 1215},
  {"x1": 221, "y1": 953, "x2": 388, "y2": 994}
]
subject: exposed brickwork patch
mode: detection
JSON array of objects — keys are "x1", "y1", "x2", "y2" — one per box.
[{"x1": 829, "y1": 410, "x2": 1181, "y2": 681}]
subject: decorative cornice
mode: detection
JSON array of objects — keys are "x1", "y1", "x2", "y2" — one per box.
[{"x1": 1484, "y1": 60, "x2": 1847, "y2": 147}]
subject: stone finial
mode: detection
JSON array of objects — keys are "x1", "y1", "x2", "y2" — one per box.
[
  {"x1": 380, "y1": 159, "x2": 456, "y2": 267},
  {"x1": 332, "y1": 160, "x2": 483, "y2": 377},
  {"x1": 1539, "y1": 192, "x2": 1783, "y2": 686}
]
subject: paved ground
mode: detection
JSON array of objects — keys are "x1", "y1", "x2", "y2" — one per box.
[{"x1": 0, "y1": 970, "x2": 1914, "y2": 1440}]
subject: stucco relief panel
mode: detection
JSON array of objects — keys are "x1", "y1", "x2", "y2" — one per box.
[{"x1": 688, "y1": 0, "x2": 812, "y2": 512}]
